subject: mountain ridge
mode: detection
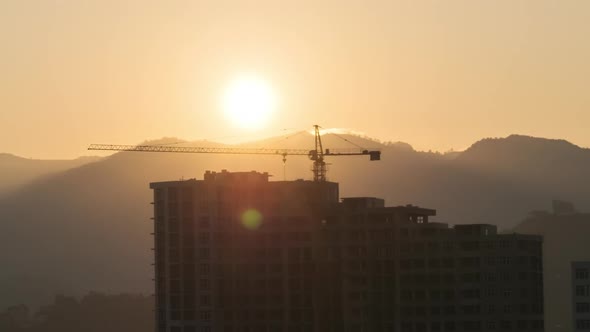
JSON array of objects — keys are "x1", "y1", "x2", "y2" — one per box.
[{"x1": 0, "y1": 153, "x2": 102, "y2": 197}]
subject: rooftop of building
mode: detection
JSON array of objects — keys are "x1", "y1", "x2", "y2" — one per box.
[{"x1": 149, "y1": 170, "x2": 340, "y2": 188}]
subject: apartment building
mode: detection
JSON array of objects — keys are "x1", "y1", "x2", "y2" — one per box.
[{"x1": 150, "y1": 170, "x2": 543, "y2": 332}]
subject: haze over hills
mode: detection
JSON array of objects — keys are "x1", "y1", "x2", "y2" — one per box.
[
  {"x1": 1, "y1": 132, "x2": 590, "y2": 332},
  {"x1": 0, "y1": 154, "x2": 101, "y2": 197}
]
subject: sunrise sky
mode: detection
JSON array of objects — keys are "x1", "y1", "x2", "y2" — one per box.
[{"x1": 1, "y1": 0, "x2": 589, "y2": 159}]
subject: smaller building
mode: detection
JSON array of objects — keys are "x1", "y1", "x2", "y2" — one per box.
[
  {"x1": 572, "y1": 261, "x2": 590, "y2": 331},
  {"x1": 397, "y1": 223, "x2": 544, "y2": 331}
]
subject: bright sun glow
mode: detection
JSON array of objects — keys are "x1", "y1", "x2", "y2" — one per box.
[{"x1": 223, "y1": 75, "x2": 276, "y2": 129}]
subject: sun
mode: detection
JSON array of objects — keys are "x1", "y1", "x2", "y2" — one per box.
[{"x1": 222, "y1": 75, "x2": 277, "y2": 129}]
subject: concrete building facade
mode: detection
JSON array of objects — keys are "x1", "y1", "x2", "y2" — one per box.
[
  {"x1": 572, "y1": 261, "x2": 590, "y2": 331},
  {"x1": 397, "y1": 223, "x2": 543, "y2": 331},
  {"x1": 150, "y1": 170, "x2": 544, "y2": 332}
]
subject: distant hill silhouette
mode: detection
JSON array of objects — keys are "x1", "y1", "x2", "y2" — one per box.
[
  {"x1": 457, "y1": 135, "x2": 590, "y2": 189},
  {"x1": 0, "y1": 153, "x2": 100, "y2": 197},
  {"x1": 1, "y1": 132, "x2": 590, "y2": 332}
]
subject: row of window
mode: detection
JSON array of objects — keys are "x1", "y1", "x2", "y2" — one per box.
[
  {"x1": 165, "y1": 278, "x2": 318, "y2": 293},
  {"x1": 321, "y1": 229, "x2": 395, "y2": 242},
  {"x1": 162, "y1": 231, "x2": 315, "y2": 247},
  {"x1": 168, "y1": 324, "x2": 318, "y2": 332},
  {"x1": 401, "y1": 287, "x2": 542, "y2": 301},
  {"x1": 159, "y1": 262, "x2": 322, "y2": 277},
  {"x1": 399, "y1": 256, "x2": 541, "y2": 269},
  {"x1": 400, "y1": 319, "x2": 544, "y2": 331},
  {"x1": 401, "y1": 303, "x2": 544, "y2": 316},
  {"x1": 159, "y1": 270, "x2": 541, "y2": 292},
  {"x1": 400, "y1": 269, "x2": 541, "y2": 285},
  {"x1": 166, "y1": 308, "x2": 318, "y2": 322},
  {"x1": 399, "y1": 240, "x2": 541, "y2": 253}
]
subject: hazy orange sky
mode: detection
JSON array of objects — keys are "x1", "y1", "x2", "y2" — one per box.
[{"x1": 1, "y1": 0, "x2": 589, "y2": 159}]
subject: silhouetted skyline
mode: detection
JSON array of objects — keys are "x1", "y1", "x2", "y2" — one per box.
[
  {"x1": 3, "y1": 134, "x2": 590, "y2": 330},
  {"x1": 2, "y1": 1, "x2": 590, "y2": 331}
]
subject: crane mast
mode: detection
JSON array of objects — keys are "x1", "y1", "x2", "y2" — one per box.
[
  {"x1": 88, "y1": 125, "x2": 380, "y2": 182},
  {"x1": 311, "y1": 125, "x2": 327, "y2": 182}
]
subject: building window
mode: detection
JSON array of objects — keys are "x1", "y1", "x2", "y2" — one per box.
[
  {"x1": 199, "y1": 310, "x2": 211, "y2": 321},
  {"x1": 200, "y1": 295, "x2": 210, "y2": 306},
  {"x1": 443, "y1": 322, "x2": 455, "y2": 331},
  {"x1": 577, "y1": 320, "x2": 590, "y2": 330},
  {"x1": 577, "y1": 268, "x2": 590, "y2": 280},
  {"x1": 169, "y1": 265, "x2": 180, "y2": 278},
  {"x1": 430, "y1": 322, "x2": 441, "y2": 331},
  {"x1": 462, "y1": 273, "x2": 481, "y2": 283},
  {"x1": 443, "y1": 306, "x2": 455, "y2": 315},
  {"x1": 461, "y1": 305, "x2": 480, "y2": 314},
  {"x1": 462, "y1": 321, "x2": 481, "y2": 330},
  {"x1": 171, "y1": 311, "x2": 181, "y2": 320},
  {"x1": 199, "y1": 263, "x2": 210, "y2": 274},
  {"x1": 199, "y1": 279, "x2": 210, "y2": 290},
  {"x1": 482, "y1": 272, "x2": 496, "y2": 282},
  {"x1": 460, "y1": 241, "x2": 479, "y2": 251},
  {"x1": 500, "y1": 321, "x2": 512, "y2": 330},
  {"x1": 400, "y1": 290, "x2": 412, "y2": 300},
  {"x1": 199, "y1": 248, "x2": 210, "y2": 259},
  {"x1": 484, "y1": 288, "x2": 496, "y2": 297},
  {"x1": 198, "y1": 216, "x2": 210, "y2": 228},
  {"x1": 460, "y1": 257, "x2": 480, "y2": 268},
  {"x1": 413, "y1": 259, "x2": 425, "y2": 269},
  {"x1": 184, "y1": 311, "x2": 196, "y2": 320},
  {"x1": 577, "y1": 285, "x2": 590, "y2": 297},
  {"x1": 461, "y1": 289, "x2": 480, "y2": 299},
  {"x1": 198, "y1": 233, "x2": 210, "y2": 243},
  {"x1": 170, "y1": 281, "x2": 181, "y2": 293},
  {"x1": 577, "y1": 302, "x2": 590, "y2": 313}
]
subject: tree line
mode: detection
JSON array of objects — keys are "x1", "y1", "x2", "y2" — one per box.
[{"x1": 0, "y1": 292, "x2": 153, "y2": 332}]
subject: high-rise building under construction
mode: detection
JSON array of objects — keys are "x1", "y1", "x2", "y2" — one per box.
[{"x1": 150, "y1": 170, "x2": 544, "y2": 332}]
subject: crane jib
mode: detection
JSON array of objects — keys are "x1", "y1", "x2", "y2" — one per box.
[
  {"x1": 88, "y1": 126, "x2": 381, "y2": 181},
  {"x1": 87, "y1": 144, "x2": 380, "y2": 158}
]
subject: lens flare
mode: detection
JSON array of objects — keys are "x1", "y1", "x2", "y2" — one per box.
[{"x1": 241, "y1": 209, "x2": 263, "y2": 230}]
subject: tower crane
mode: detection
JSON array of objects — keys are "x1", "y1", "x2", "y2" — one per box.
[{"x1": 88, "y1": 125, "x2": 381, "y2": 182}]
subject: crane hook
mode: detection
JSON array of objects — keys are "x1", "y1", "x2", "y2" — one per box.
[{"x1": 282, "y1": 153, "x2": 287, "y2": 181}]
